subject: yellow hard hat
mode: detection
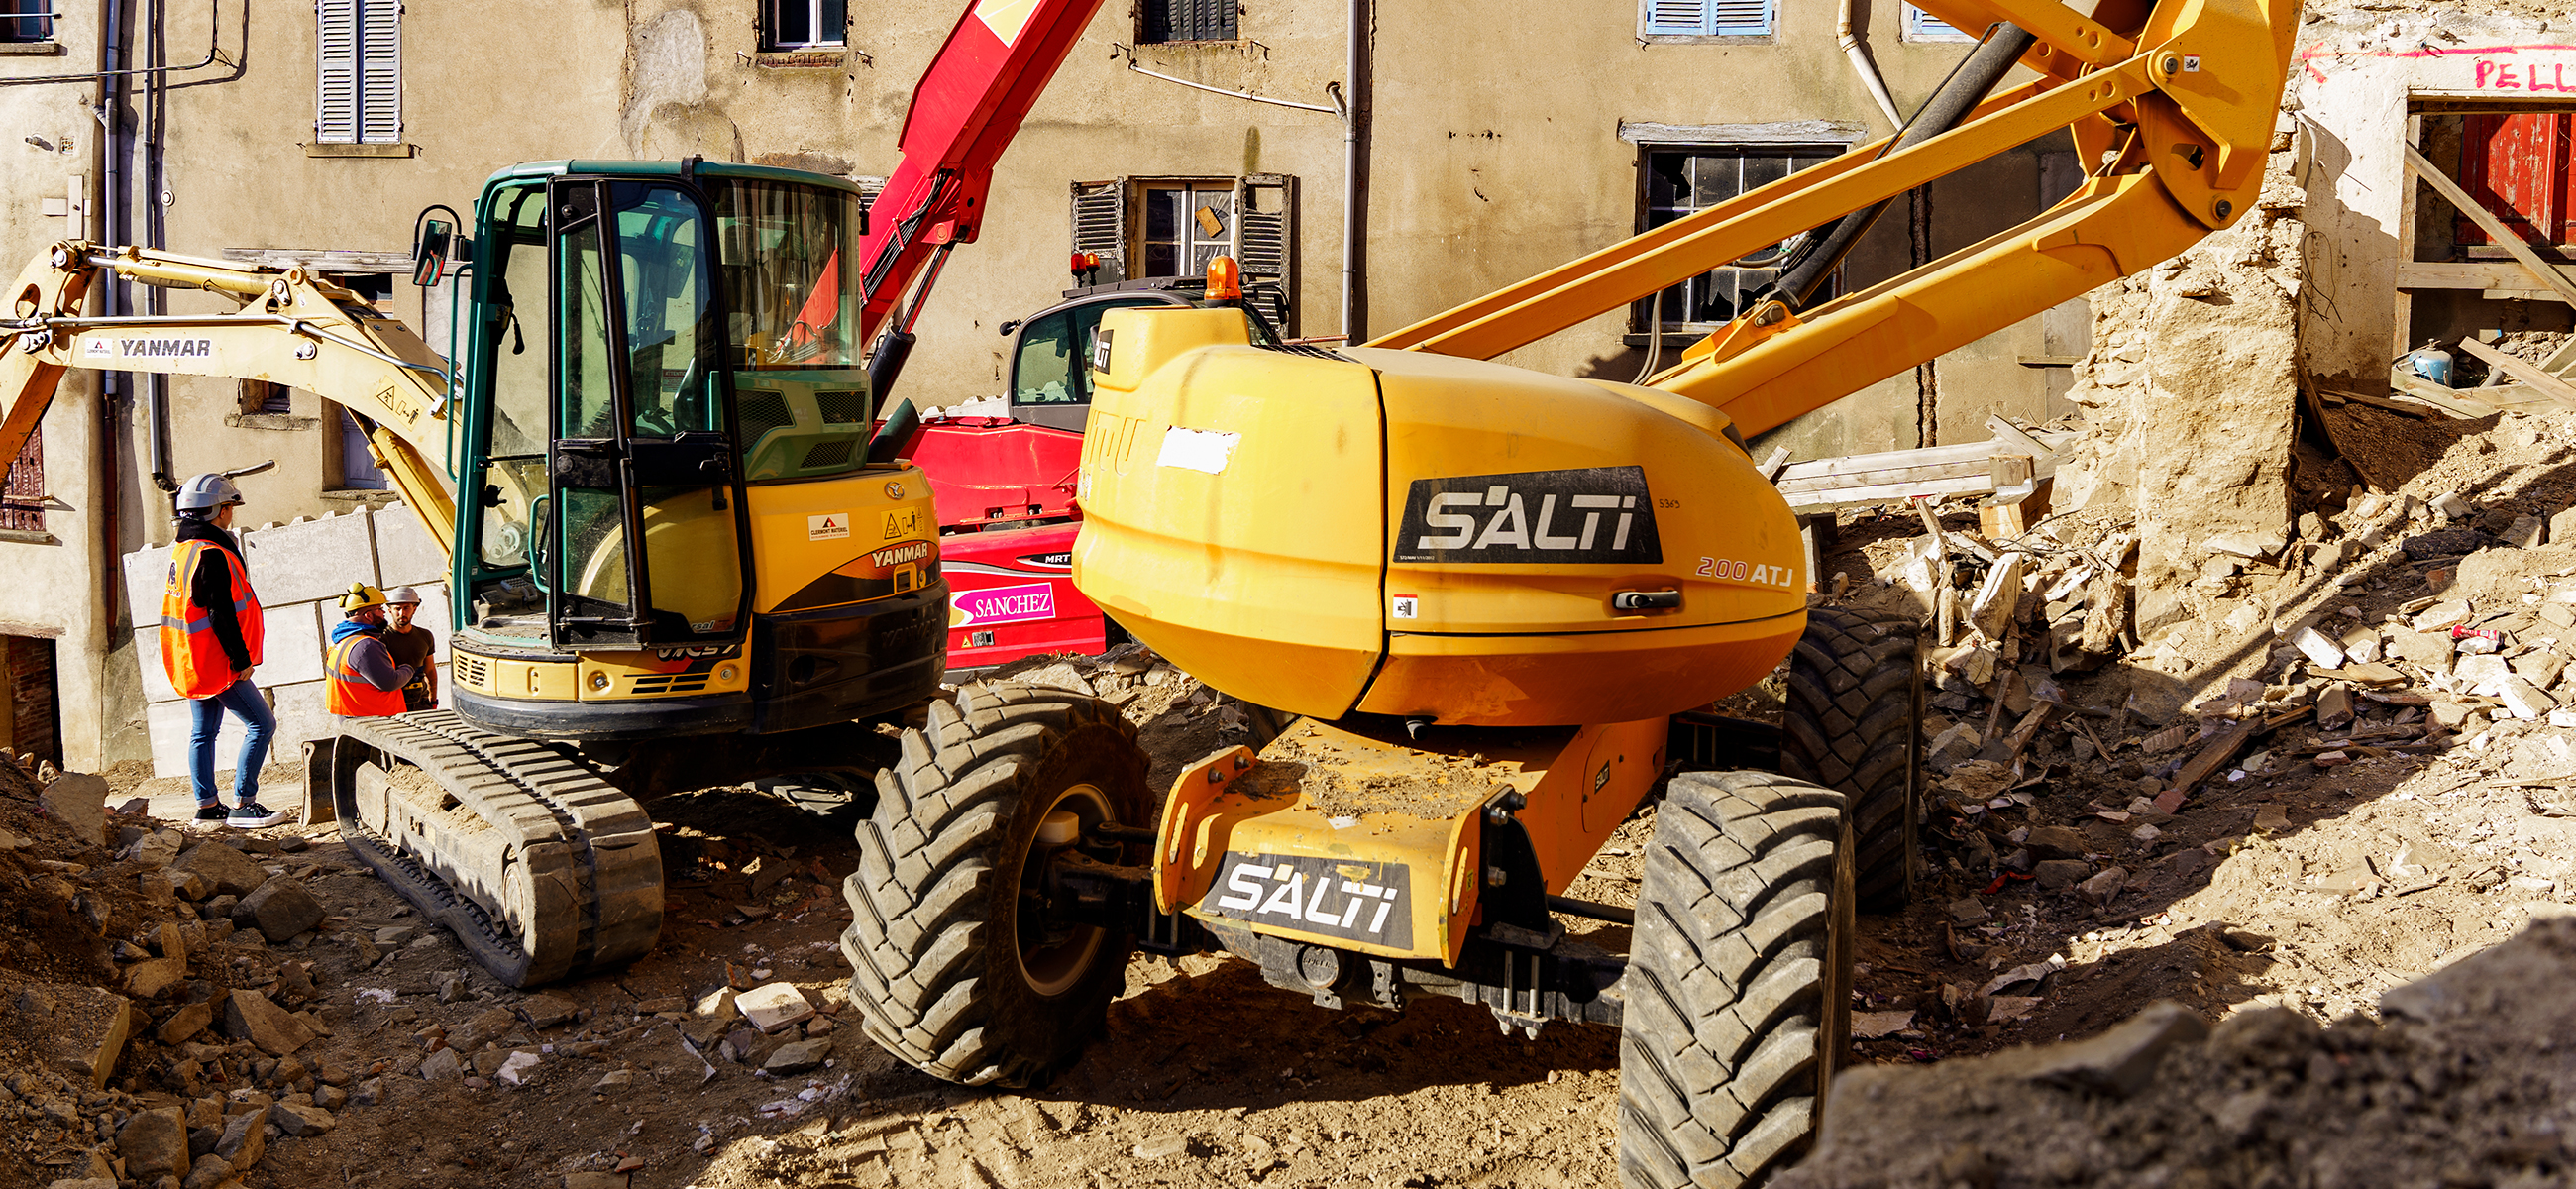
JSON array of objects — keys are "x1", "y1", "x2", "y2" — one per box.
[{"x1": 338, "y1": 583, "x2": 388, "y2": 614}]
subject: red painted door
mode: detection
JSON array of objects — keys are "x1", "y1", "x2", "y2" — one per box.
[{"x1": 2458, "y1": 113, "x2": 2573, "y2": 246}]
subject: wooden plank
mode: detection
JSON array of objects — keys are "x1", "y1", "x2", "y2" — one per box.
[
  {"x1": 1771, "y1": 431, "x2": 2076, "y2": 485},
  {"x1": 2386, "y1": 367, "x2": 2506, "y2": 417},
  {"x1": 1756, "y1": 445, "x2": 1790, "y2": 482},
  {"x1": 1774, "y1": 459, "x2": 1994, "y2": 494},
  {"x1": 219, "y1": 247, "x2": 414, "y2": 273},
  {"x1": 2457, "y1": 337, "x2": 2576, "y2": 410},
  {"x1": 1781, "y1": 475, "x2": 1998, "y2": 511},
  {"x1": 2395, "y1": 260, "x2": 2555, "y2": 289},
  {"x1": 2404, "y1": 143, "x2": 2576, "y2": 308}
]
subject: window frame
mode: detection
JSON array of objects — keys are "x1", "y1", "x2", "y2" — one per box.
[
  {"x1": 1902, "y1": 4, "x2": 1976, "y2": 43},
  {"x1": 1639, "y1": 0, "x2": 1776, "y2": 44},
  {"x1": 761, "y1": 0, "x2": 847, "y2": 51},
  {"x1": 1140, "y1": 0, "x2": 1237, "y2": 45},
  {"x1": 0, "y1": 424, "x2": 42, "y2": 533},
  {"x1": 1631, "y1": 142, "x2": 1850, "y2": 338},
  {"x1": 0, "y1": 0, "x2": 55, "y2": 44}
]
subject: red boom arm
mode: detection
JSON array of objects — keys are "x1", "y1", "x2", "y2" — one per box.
[{"x1": 856, "y1": 0, "x2": 1106, "y2": 346}]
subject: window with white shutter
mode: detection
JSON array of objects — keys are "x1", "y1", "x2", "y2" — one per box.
[
  {"x1": 1070, "y1": 181, "x2": 1128, "y2": 285},
  {"x1": 1642, "y1": 0, "x2": 1773, "y2": 40},
  {"x1": 1230, "y1": 175, "x2": 1295, "y2": 335},
  {"x1": 315, "y1": 0, "x2": 401, "y2": 145},
  {"x1": 1903, "y1": 5, "x2": 1974, "y2": 42}
]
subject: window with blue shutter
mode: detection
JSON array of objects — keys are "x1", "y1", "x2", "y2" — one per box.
[
  {"x1": 315, "y1": 0, "x2": 400, "y2": 145},
  {"x1": 1904, "y1": 5, "x2": 1975, "y2": 41},
  {"x1": 1642, "y1": 0, "x2": 1773, "y2": 39}
]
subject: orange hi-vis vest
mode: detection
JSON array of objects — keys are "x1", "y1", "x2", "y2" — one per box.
[
  {"x1": 325, "y1": 633, "x2": 407, "y2": 717},
  {"x1": 160, "y1": 539, "x2": 265, "y2": 700}
]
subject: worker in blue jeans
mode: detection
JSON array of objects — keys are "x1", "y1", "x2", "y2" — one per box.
[{"x1": 161, "y1": 474, "x2": 286, "y2": 828}]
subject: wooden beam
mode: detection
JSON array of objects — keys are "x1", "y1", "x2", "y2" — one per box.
[
  {"x1": 2384, "y1": 367, "x2": 2505, "y2": 418},
  {"x1": 2457, "y1": 337, "x2": 2576, "y2": 411},
  {"x1": 2403, "y1": 143, "x2": 2576, "y2": 309},
  {"x1": 2395, "y1": 260, "x2": 2576, "y2": 290}
]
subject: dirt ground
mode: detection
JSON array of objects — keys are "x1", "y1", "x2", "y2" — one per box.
[{"x1": 11, "y1": 398, "x2": 2576, "y2": 1189}]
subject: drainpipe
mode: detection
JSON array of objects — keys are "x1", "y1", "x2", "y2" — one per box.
[
  {"x1": 1838, "y1": 0, "x2": 1903, "y2": 130},
  {"x1": 1342, "y1": 0, "x2": 1367, "y2": 341}
]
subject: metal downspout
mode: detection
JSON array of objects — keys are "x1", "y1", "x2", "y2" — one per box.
[
  {"x1": 142, "y1": 0, "x2": 169, "y2": 493},
  {"x1": 1838, "y1": 0, "x2": 1903, "y2": 130},
  {"x1": 1342, "y1": 0, "x2": 1367, "y2": 341}
]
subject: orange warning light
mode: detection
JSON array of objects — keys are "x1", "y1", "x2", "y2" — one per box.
[{"x1": 1205, "y1": 255, "x2": 1240, "y2": 301}]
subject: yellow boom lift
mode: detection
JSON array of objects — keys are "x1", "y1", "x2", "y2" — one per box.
[{"x1": 831, "y1": 1, "x2": 2297, "y2": 1185}]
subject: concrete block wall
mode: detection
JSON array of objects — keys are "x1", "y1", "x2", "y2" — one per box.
[{"x1": 122, "y1": 503, "x2": 451, "y2": 782}]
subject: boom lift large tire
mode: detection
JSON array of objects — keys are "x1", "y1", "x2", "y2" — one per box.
[
  {"x1": 1618, "y1": 771, "x2": 1854, "y2": 1189},
  {"x1": 839, "y1": 680, "x2": 1152, "y2": 1088},
  {"x1": 1780, "y1": 606, "x2": 1923, "y2": 913}
]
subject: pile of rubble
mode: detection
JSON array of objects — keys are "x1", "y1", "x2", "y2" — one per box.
[
  {"x1": 0, "y1": 755, "x2": 351, "y2": 1189},
  {"x1": 1785, "y1": 918, "x2": 2576, "y2": 1188}
]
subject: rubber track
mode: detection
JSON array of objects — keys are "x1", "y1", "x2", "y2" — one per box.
[
  {"x1": 1780, "y1": 606, "x2": 1922, "y2": 913},
  {"x1": 1619, "y1": 771, "x2": 1845, "y2": 1189},
  {"x1": 838, "y1": 680, "x2": 1139, "y2": 1088},
  {"x1": 332, "y1": 710, "x2": 662, "y2": 987}
]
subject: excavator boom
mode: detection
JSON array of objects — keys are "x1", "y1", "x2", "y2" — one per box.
[
  {"x1": 0, "y1": 241, "x2": 459, "y2": 555},
  {"x1": 1367, "y1": 0, "x2": 2297, "y2": 438}
]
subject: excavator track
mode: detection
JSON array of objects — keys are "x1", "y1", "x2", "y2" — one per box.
[{"x1": 316, "y1": 710, "x2": 662, "y2": 987}]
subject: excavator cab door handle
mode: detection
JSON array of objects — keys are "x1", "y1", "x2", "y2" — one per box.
[{"x1": 1612, "y1": 590, "x2": 1681, "y2": 611}]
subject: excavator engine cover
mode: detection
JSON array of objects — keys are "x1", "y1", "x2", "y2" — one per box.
[{"x1": 1073, "y1": 305, "x2": 1805, "y2": 727}]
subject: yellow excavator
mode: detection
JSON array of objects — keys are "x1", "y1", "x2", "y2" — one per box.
[
  {"x1": 0, "y1": 0, "x2": 1113, "y2": 986},
  {"x1": 0, "y1": 162, "x2": 940, "y2": 985},
  {"x1": 833, "y1": 1, "x2": 2297, "y2": 1185}
]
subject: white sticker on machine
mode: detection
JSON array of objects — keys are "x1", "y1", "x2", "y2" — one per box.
[
  {"x1": 1389, "y1": 594, "x2": 1419, "y2": 620},
  {"x1": 807, "y1": 513, "x2": 850, "y2": 541},
  {"x1": 1155, "y1": 426, "x2": 1240, "y2": 475}
]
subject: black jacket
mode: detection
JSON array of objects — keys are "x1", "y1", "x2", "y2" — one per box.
[{"x1": 174, "y1": 517, "x2": 255, "y2": 673}]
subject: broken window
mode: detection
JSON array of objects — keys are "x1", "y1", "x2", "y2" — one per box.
[
  {"x1": 1070, "y1": 175, "x2": 1297, "y2": 333},
  {"x1": 0, "y1": 428, "x2": 39, "y2": 533},
  {"x1": 1641, "y1": 0, "x2": 1773, "y2": 40},
  {"x1": 0, "y1": 1, "x2": 55, "y2": 43},
  {"x1": 315, "y1": 0, "x2": 400, "y2": 145},
  {"x1": 1142, "y1": 0, "x2": 1235, "y2": 44},
  {"x1": 1638, "y1": 146, "x2": 1842, "y2": 331},
  {"x1": 1903, "y1": 4, "x2": 1974, "y2": 42},
  {"x1": 764, "y1": 0, "x2": 846, "y2": 50},
  {"x1": 238, "y1": 380, "x2": 292, "y2": 416}
]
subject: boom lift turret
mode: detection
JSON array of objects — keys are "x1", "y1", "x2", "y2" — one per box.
[{"x1": 833, "y1": 2, "x2": 2299, "y2": 1186}]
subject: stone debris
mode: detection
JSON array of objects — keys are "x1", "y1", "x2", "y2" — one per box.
[
  {"x1": 233, "y1": 878, "x2": 326, "y2": 942},
  {"x1": 168, "y1": 840, "x2": 268, "y2": 899},
  {"x1": 734, "y1": 981, "x2": 816, "y2": 1032},
  {"x1": 221, "y1": 989, "x2": 314, "y2": 1057}
]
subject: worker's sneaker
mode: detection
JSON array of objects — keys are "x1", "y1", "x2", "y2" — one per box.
[
  {"x1": 189, "y1": 804, "x2": 229, "y2": 830},
  {"x1": 228, "y1": 802, "x2": 289, "y2": 829}
]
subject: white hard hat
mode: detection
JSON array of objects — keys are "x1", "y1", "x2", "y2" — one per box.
[
  {"x1": 173, "y1": 474, "x2": 243, "y2": 516},
  {"x1": 385, "y1": 586, "x2": 422, "y2": 605}
]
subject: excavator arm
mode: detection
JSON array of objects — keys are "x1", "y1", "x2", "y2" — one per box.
[
  {"x1": 1366, "y1": 0, "x2": 2298, "y2": 438},
  {"x1": 0, "y1": 240, "x2": 459, "y2": 554}
]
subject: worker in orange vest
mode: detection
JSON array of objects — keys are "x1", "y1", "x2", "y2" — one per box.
[
  {"x1": 161, "y1": 473, "x2": 284, "y2": 829},
  {"x1": 325, "y1": 584, "x2": 418, "y2": 718}
]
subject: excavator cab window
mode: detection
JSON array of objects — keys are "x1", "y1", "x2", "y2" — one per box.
[
  {"x1": 703, "y1": 179, "x2": 875, "y2": 483},
  {"x1": 541, "y1": 177, "x2": 750, "y2": 649}
]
